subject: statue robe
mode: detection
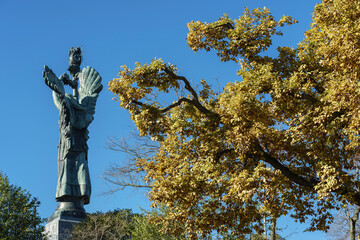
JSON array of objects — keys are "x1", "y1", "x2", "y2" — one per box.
[{"x1": 53, "y1": 92, "x2": 92, "y2": 204}]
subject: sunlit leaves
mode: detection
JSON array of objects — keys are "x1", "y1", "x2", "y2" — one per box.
[
  {"x1": 109, "y1": 58, "x2": 180, "y2": 109},
  {"x1": 312, "y1": 0, "x2": 360, "y2": 76},
  {"x1": 187, "y1": 8, "x2": 297, "y2": 62},
  {"x1": 109, "y1": 0, "x2": 360, "y2": 238}
]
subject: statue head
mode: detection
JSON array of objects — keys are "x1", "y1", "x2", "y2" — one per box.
[{"x1": 68, "y1": 47, "x2": 82, "y2": 77}]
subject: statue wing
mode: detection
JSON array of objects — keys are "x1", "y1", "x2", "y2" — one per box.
[
  {"x1": 78, "y1": 66, "x2": 103, "y2": 114},
  {"x1": 43, "y1": 66, "x2": 65, "y2": 97}
]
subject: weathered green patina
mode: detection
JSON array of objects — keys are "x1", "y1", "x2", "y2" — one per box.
[{"x1": 43, "y1": 47, "x2": 102, "y2": 210}]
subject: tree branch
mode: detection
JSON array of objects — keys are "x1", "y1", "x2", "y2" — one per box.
[
  {"x1": 104, "y1": 134, "x2": 157, "y2": 194},
  {"x1": 255, "y1": 143, "x2": 360, "y2": 205},
  {"x1": 213, "y1": 22, "x2": 234, "y2": 30},
  {"x1": 131, "y1": 68, "x2": 220, "y2": 119},
  {"x1": 159, "y1": 97, "x2": 193, "y2": 113},
  {"x1": 255, "y1": 144, "x2": 319, "y2": 189},
  {"x1": 164, "y1": 67, "x2": 199, "y2": 100},
  {"x1": 299, "y1": 93, "x2": 318, "y2": 103},
  {"x1": 351, "y1": 206, "x2": 360, "y2": 222},
  {"x1": 106, "y1": 181, "x2": 153, "y2": 192},
  {"x1": 130, "y1": 99, "x2": 144, "y2": 106},
  {"x1": 164, "y1": 67, "x2": 220, "y2": 119},
  {"x1": 214, "y1": 148, "x2": 234, "y2": 163}
]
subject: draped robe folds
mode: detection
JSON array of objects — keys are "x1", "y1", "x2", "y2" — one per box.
[{"x1": 53, "y1": 92, "x2": 93, "y2": 205}]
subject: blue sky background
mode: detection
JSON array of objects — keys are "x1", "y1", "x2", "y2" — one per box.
[{"x1": 0, "y1": 0, "x2": 329, "y2": 239}]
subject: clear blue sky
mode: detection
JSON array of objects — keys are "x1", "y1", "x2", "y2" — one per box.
[{"x1": 0, "y1": 0, "x2": 327, "y2": 239}]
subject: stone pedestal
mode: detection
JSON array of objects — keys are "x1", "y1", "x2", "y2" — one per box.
[
  {"x1": 45, "y1": 198, "x2": 87, "y2": 240},
  {"x1": 45, "y1": 215, "x2": 84, "y2": 240}
]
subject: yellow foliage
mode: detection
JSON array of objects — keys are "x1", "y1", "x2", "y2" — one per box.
[{"x1": 109, "y1": 1, "x2": 360, "y2": 238}]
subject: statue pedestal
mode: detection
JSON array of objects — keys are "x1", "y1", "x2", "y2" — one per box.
[
  {"x1": 45, "y1": 199, "x2": 87, "y2": 240},
  {"x1": 45, "y1": 214, "x2": 84, "y2": 240}
]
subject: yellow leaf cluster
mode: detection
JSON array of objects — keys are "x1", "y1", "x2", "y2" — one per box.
[{"x1": 109, "y1": 0, "x2": 360, "y2": 238}]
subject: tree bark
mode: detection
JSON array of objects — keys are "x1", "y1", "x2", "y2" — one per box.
[
  {"x1": 350, "y1": 206, "x2": 360, "y2": 240},
  {"x1": 350, "y1": 218, "x2": 356, "y2": 240},
  {"x1": 264, "y1": 217, "x2": 267, "y2": 239},
  {"x1": 270, "y1": 217, "x2": 276, "y2": 240}
]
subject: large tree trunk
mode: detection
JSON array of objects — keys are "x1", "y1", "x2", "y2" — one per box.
[
  {"x1": 350, "y1": 218, "x2": 356, "y2": 240},
  {"x1": 270, "y1": 217, "x2": 276, "y2": 240},
  {"x1": 350, "y1": 206, "x2": 360, "y2": 240}
]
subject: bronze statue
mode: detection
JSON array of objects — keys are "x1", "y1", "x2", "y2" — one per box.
[{"x1": 43, "y1": 47, "x2": 102, "y2": 217}]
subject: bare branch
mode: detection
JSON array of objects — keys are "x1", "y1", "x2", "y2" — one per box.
[
  {"x1": 103, "y1": 134, "x2": 158, "y2": 194},
  {"x1": 103, "y1": 161, "x2": 152, "y2": 195},
  {"x1": 107, "y1": 134, "x2": 159, "y2": 157},
  {"x1": 328, "y1": 205, "x2": 360, "y2": 240}
]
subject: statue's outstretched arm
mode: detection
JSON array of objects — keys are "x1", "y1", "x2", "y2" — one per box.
[
  {"x1": 43, "y1": 66, "x2": 66, "y2": 111},
  {"x1": 52, "y1": 91, "x2": 62, "y2": 110},
  {"x1": 60, "y1": 72, "x2": 78, "y2": 90},
  {"x1": 43, "y1": 66, "x2": 65, "y2": 97}
]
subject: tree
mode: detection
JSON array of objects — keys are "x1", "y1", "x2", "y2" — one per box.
[
  {"x1": 71, "y1": 208, "x2": 186, "y2": 240},
  {"x1": 0, "y1": 171, "x2": 44, "y2": 239},
  {"x1": 131, "y1": 214, "x2": 179, "y2": 240},
  {"x1": 131, "y1": 207, "x2": 186, "y2": 240},
  {"x1": 71, "y1": 209, "x2": 136, "y2": 240},
  {"x1": 248, "y1": 234, "x2": 285, "y2": 240},
  {"x1": 327, "y1": 205, "x2": 360, "y2": 240},
  {"x1": 104, "y1": 136, "x2": 286, "y2": 239},
  {"x1": 109, "y1": 0, "x2": 360, "y2": 238}
]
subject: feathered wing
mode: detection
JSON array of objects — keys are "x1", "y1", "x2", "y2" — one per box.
[{"x1": 78, "y1": 66, "x2": 103, "y2": 115}]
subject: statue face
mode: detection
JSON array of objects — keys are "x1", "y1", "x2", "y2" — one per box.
[
  {"x1": 69, "y1": 47, "x2": 82, "y2": 66},
  {"x1": 72, "y1": 53, "x2": 81, "y2": 63},
  {"x1": 70, "y1": 53, "x2": 81, "y2": 66}
]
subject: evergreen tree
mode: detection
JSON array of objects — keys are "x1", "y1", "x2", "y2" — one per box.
[{"x1": 0, "y1": 171, "x2": 44, "y2": 239}]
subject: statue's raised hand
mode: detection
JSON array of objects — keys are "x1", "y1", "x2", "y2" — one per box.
[{"x1": 43, "y1": 65, "x2": 65, "y2": 97}]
